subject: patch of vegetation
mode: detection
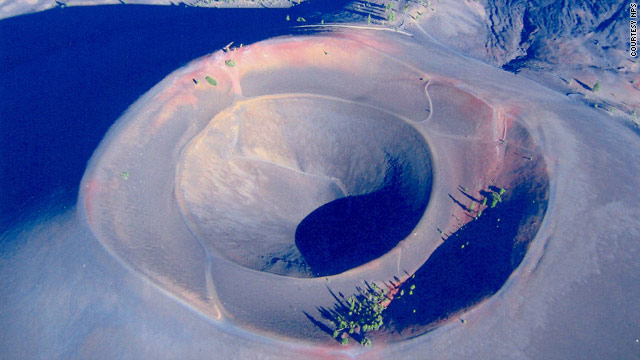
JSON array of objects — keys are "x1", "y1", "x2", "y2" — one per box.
[
  {"x1": 592, "y1": 81, "x2": 600, "y2": 92},
  {"x1": 465, "y1": 186, "x2": 506, "y2": 219},
  {"x1": 318, "y1": 276, "x2": 420, "y2": 347},
  {"x1": 205, "y1": 76, "x2": 217, "y2": 86},
  {"x1": 328, "y1": 283, "x2": 391, "y2": 346},
  {"x1": 489, "y1": 191, "x2": 502, "y2": 208},
  {"x1": 225, "y1": 59, "x2": 235, "y2": 67},
  {"x1": 387, "y1": 10, "x2": 396, "y2": 22}
]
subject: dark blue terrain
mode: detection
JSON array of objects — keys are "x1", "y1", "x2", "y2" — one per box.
[{"x1": 0, "y1": 2, "x2": 348, "y2": 231}]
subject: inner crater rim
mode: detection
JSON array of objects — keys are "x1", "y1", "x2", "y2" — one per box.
[{"x1": 175, "y1": 95, "x2": 434, "y2": 278}]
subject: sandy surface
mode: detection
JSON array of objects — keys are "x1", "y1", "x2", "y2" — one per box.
[{"x1": 2, "y1": 1, "x2": 639, "y2": 359}]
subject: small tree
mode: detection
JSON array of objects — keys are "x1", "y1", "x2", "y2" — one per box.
[{"x1": 387, "y1": 10, "x2": 396, "y2": 22}]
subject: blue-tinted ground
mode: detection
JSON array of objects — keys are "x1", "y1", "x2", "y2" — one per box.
[{"x1": 0, "y1": 1, "x2": 350, "y2": 231}]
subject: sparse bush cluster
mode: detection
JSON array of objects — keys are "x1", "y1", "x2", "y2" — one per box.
[
  {"x1": 470, "y1": 186, "x2": 505, "y2": 219},
  {"x1": 330, "y1": 283, "x2": 389, "y2": 346}
]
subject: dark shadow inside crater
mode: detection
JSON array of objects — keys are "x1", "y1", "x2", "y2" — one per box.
[
  {"x1": 306, "y1": 172, "x2": 549, "y2": 342},
  {"x1": 295, "y1": 156, "x2": 430, "y2": 277},
  {"x1": 384, "y1": 177, "x2": 549, "y2": 336},
  {"x1": 180, "y1": 97, "x2": 434, "y2": 277}
]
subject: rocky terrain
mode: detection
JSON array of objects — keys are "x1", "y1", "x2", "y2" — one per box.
[{"x1": 410, "y1": 0, "x2": 638, "y2": 129}]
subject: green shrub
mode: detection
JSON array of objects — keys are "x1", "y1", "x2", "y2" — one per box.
[{"x1": 205, "y1": 76, "x2": 217, "y2": 86}]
